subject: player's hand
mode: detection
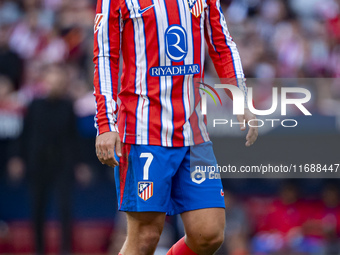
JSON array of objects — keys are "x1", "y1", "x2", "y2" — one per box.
[
  {"x1": 96, "y1": 131, "x2": 122, "y2": 167},
  {"x1": 237, "y1": 108, "x2": 258, "y2": 147}
]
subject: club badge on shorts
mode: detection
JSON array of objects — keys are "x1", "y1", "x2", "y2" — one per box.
[
  {"x1": 187, "y1": 0, "x2": 204, "y2": 17},
  {"x1": 138, "y1": 182, "x2": 153, "y2": 201}
]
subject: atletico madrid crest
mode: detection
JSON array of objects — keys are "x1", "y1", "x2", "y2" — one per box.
[
  {"x1": 187, "y1": 0, "x2": 204, "y2": 17},
  {"x1": 94, "y1": 14, "x2": 104, "y2": 34},
  {"x1": 138, "y1": 182, "x2": 153, "y2": 201}
]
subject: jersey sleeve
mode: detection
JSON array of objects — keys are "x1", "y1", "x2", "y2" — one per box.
[
  {"x1": 93, "y1": 0, "x2": 122, "y2": 135},
  {"x1": 204, "y1": 0, "x2": 248, "y2": 106}
]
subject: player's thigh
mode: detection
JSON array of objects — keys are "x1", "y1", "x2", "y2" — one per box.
[{"x1": 181, "y1": 208, "x2": 225, "y2": 240}]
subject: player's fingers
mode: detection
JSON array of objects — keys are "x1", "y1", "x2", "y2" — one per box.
[
  {"x1": 95, "y1": 146, "x2": 100, "y2": 159},
  {"x1": 102, "y1": 158, "x2": 117, "y2": 168},
  {"x1": 95, "y1": 140, "x2": 101, "y2": 155},
  {"x1": 105, "y1": 148, "x2": 114, "y2": 163},
  {"x1": 95, "y1": 148, "x2": 105, "y2": 164},
  {"x1": 108, "y1": 152, "x2": 119, "y2": 167},
  {"x1": 96, "y1": 152, "x2": 102, "y2": 162},
  {"x1": 97, "y1": 150, "x2": 117, "y2": 167},
  {"x1": 237, "y1": 115, "x2": 246, "y2": 131},
  {"x1": 96, "y1": 146, "x2": 104, "y2": 162},
  {"x1": 112, "y1": 157, "x2": 119, "y2": 167},
  {"x1": 107, "y1": 147, "x2": 119, "y2": 167},
  {"x1": 99, "y1": 143, "x2": 109, "y2": 161},
  {"x1": 246, "y1": 127, "x2": 258, "y2": 147},
  {"x1": 115, "y1": 139, "x2": 122, "y2": 157},
  {"x1": 246, "y1": 126, "x2": 255, "y2": 140},
  {"x1": 102, "y1": 151, "x2": 109, "y2": 160},
  {"x1": 107, "y1": 149, "x2": 112, "y2": 158}
]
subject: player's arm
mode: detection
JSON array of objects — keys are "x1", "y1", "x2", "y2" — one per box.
[
  {"x1": 204, "y1": 0, "x2": 257, "y2": 146},
  {"x1": 93, "y1": 0, "x2": 122, "y2": 166}
]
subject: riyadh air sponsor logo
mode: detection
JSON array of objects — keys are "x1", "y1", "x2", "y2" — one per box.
[
  {"x1": 151, "y1": 25, "x2": 201, "y2": 77},
  {"x1": 94, "y1": 14, "x2": 104, "y2": 34},
  {"x1": 165, "y1": 25, "x2": 188, "y2": 62},
  {"x1": 150, "y1": 64, "x2": 200, "y2": 77},
  {"x1": 138, "y1": 4, "x2": 154, "y2": 15},
  {"x1": 138, "y1": 182, "x2": 153, "y2": 201},
  {"x1": 199, "y1": 83, "x2": 312, "y2": 128}
]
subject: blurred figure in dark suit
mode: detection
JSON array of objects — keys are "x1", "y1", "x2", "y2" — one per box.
[
  {"x1": 0, "y1": 23, "x2": 23, "y2": 90},
  {"x1": 12, "y1": 64, "x2": 77, "y2": 255}
]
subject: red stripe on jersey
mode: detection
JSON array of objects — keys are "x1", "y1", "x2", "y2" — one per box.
[
  {"x1": 165, "y1": 0, "x2": 186, "y2": 146},
  {"x1": 191, "y1": 12, "x2": 205, "y2": 144}
]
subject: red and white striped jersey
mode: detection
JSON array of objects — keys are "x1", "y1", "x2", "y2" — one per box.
[{"x1": 93, "y1": 0, "x2": 247, "y2": 147}]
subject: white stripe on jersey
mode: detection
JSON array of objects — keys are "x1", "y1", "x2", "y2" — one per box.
[
  {"x1": 97, "y1": 0, "x2": 116, "y2": 132},
  {"x1": 200, "y1": 1, "x2": 206, "y2": 82},
  {"x1": 154, "y1": 0, "x2": 174, "y2": 147},
  {"x1": 123, "y1": 118, "x2": 127, "y2": 143},
  {"x1": 199, "y1": 5, "x2": 210, "y2": 142},
  {"x1": 177, "y1": 0, "x2": 192, "y2": 146},
  {"x1": 162, "y1": 0, "x2": 175, "y2": 147},
  {"x1": 126, "y1": 0, "x2": 150, "y2": 144}
]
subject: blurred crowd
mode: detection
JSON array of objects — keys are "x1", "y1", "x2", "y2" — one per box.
[
  {"x1": 0, "y1": 0, "x2": 97, "y2": 171},
  {"x1": 0, "y1": 0, "x2": 340, "y2": 254},
  {"x1": 225, "y1": 0, "x2": 340, "y2": 79}
]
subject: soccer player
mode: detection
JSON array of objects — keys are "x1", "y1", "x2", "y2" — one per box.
[{"x1": 93, "y1": 0, "x2": 258, "y2": 254}]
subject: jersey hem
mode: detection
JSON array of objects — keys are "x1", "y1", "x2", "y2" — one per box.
[{"x1": 120, "y1": 136, "x2": 210, "y2": 147}]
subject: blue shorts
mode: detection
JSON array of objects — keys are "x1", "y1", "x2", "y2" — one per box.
[{"x1": 114, "y1": 141, "x2": 225, "y2": 215}]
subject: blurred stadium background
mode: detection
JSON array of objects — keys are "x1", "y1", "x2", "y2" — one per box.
[{"x1": 0, "y1": 0, "x2": 340, "y2": 254}]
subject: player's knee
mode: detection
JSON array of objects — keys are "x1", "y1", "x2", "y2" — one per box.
[
  {"x1": 137, "y1": 228, "x2": 161, "y2": 253},
  {"x1": 188, "y1": 229, "x2": 224, "y2": 252},
  {"x1": 200, "y1": 230, "x2": 224, "y2": 251}
]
